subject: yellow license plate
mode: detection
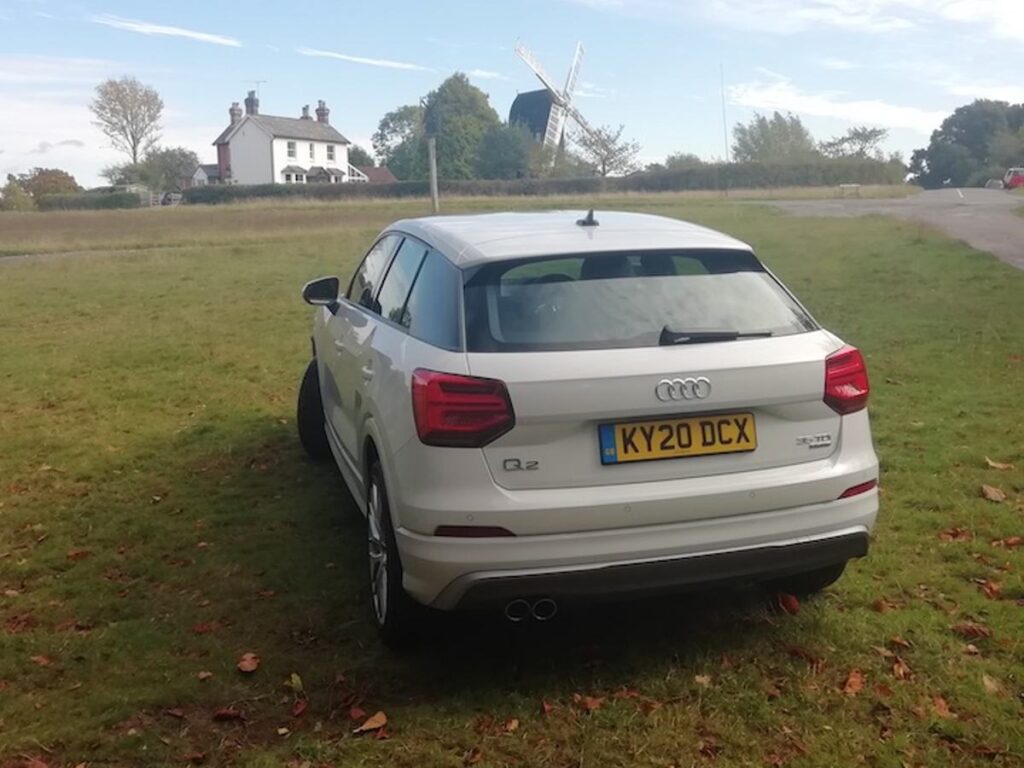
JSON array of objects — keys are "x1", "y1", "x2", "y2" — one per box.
[{"x1": 599, "y1": 412, "x2": 757, "y2": 465}]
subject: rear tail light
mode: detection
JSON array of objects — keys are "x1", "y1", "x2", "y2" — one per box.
[
  {"x1": 412, "y1": 368, "x2": 515, "y2": 447},
  {"x1": 824, "y1": 346, "x2": 870, "y2": 414},
  {"x1": 839, "y1": 479, "x2": 878, "y2": 499}
]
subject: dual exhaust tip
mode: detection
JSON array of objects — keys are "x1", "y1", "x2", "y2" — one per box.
[{"x1": 504, "y1": 597, "x2": 558, "y2": 622}]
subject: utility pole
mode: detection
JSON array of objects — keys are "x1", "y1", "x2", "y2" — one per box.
[{"x1": 427, "y1": 137, "x2": 439, "y2": 214}]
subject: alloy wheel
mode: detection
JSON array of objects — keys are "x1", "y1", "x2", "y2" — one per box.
[{"x1": 367, "y1": 476, "x2": 389, "y2": 625}]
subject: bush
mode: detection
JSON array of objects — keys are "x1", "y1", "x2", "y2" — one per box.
[
  {"x1": 37, "y1": 192, "x2": 142, "y2": 211},
  {"x1": 181, "y1": 159, "x2": 906, "y2": 206}
]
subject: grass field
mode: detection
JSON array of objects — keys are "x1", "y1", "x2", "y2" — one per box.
[{"x1": 0, "y1": 193, "x2": 1021, "y2": 768}]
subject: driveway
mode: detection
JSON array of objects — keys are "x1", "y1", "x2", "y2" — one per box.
[{"x1": 773, "y1": 188, "x2": 1024, "y2": 270}]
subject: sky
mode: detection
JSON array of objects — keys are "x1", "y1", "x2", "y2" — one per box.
[{"x1": 2, "y1": 0, "x2": 1023, "y2": 186}]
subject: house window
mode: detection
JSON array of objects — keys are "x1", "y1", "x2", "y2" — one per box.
[
  {"x1": 295, "y1": 174, "x2": 305, "y2": 183},
  {"x1": 287, "y1": 141, "x2": 296, "y2": 158},
  {"x1": 285, "y1": 173, "x2": 292, "y2": 182},
  {"x1": 327, "y1": 144, "x2": 335, "y2": 161},
  {"x1": 309, "y1": 143, "x2": 315, "y2": 160}
]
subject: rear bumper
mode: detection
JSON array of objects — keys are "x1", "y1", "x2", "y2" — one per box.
[
  {"x1": 396, "y1": 489, "x2": 878, "y2": 609},
  {"x1": 445, "y1": 529, "x2": 868, "y2": 609}
]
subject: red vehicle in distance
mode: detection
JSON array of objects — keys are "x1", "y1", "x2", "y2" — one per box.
[{"x1": 1004, "y1": 168, "x2": 1024, "y2": 189}]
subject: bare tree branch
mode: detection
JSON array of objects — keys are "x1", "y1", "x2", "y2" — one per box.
[{"x1": 91, "y1": 76, "x2": 164, "y2": 164}]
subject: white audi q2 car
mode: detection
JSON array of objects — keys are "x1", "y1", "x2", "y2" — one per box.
[{"x1": 297, "y1": 211, "x2": 878, "y2": 644}]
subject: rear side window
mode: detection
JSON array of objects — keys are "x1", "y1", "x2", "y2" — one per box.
[
  {"x1": 347, "y1": 234, "x2": 401, "y2": 309},
  {"x1": 405, "y1": 250, "x2": 462, "y2": 350},
  {"x1": 464, "y1": 250, "x2": 816, "y2": 352},
  {"x1": 375, "y1": 239, "x2": 428, "y2": 325}
]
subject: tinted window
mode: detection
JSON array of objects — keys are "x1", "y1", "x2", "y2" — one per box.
[
  {"x1": 376, "y1": 239, "x2": 428, "y2": 326},
  {"x1": 405, "y1": 250, "x2": 462, "y2": 350},
  {"x1": 347, "y1": 234, "x2": 401, "y2": 310},
  {"x1": 464, "y1": 250, "x2": 816, "y2": 352}
]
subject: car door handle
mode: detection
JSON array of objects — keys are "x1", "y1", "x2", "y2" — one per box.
[
  {"x1": 361, "y1": 365, "x2": 374, "y2": 381},
  {"x1": 333, "y1": 339, "x2": 347, "y2": 352}
]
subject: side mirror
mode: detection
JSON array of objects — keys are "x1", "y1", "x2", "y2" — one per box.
[{"x1": 302, "y1": 276, "x2": 340, "y2": 308}]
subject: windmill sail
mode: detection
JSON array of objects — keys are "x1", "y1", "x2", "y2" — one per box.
[{"x1": 513, "y1": 40, "x2": 597, "y2": 152}]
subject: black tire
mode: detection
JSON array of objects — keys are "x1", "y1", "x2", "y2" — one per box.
[
  {"x1": 297, "y1": 359, "x2": 331, "y2": 461},
  {"x1": 366, "y1": 461, "x2": 420, "y2": 648},
  {"x1": 771, "y1": 562, "x2": 847, "y2": 598}
]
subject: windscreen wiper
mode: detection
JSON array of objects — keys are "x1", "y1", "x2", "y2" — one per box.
[{"x1": 659, "y1": 327, "x2": 773, "y2": 345}]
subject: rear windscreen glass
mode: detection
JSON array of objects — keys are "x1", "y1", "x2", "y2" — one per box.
[{"x1": 463, "y1": 250, "x2": 816, "y2": 352}]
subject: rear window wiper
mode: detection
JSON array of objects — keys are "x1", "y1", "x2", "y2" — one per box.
[{"x1": 659, "y1": 327, "x2": 773, "y2": 345}]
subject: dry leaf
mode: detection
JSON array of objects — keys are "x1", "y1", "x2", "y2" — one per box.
[
  {"x1": 991, "y1": 536, "x2": 1022, "y2": 549},
  {"x1": 30, "y1": 655, "x2": 53, "y2": 667},
  {"x1": 285, "y1": 672, "x2": 304, "y2": 692},
  {"x1": 698, "y1": 734, "x2": 722, "y2": 758},
  {"x1": 236, "y1": 652, "x2": 260, "y2": 673},
  {"x1": 541, "y1": 700, "x2": 554, "y2": 715},
  {"x1": 842, "y1": 669, "x2": 865, "y2": 695},
  {"x1": 892, "y1": 657, "x2": 912, "y2": 681},
  {"x1": 353, "y1": 710, "x2": 388, "y2": 734},
  {"x1": 981, "y1": 484, "x2": 1006, "y2": 503},
  {"x1": 504, "y1": 718, "x2": 519, "y2": 733},
  {"x1": 889, "y1": 635, "x2": 912, "y2": 650},
  {"x1": 66, "y1": 548, "x2": 91, "y2": 561},
  {"x1": 874, "y1": 683, "x2": 894, "y2": 697},
  {"x1": 778, "y1": 592, "x2": 800, "y2": 615},
  {"x1": 978, "y1": 580, "x2": 1002, "y2": 600},
  {"x1": 191, "y1": 622, "x2": 220, "y2": 635},
  {"x1": 872, "y1": 598, "x2": 895, "y2": 613},
  {"x1": 164, "y1": 707, "x2": 186, "y2": 719},
  {"x1": 981, "y1": 674, "x2": 1004, "y2": 696},
  {"x1": 951, "y1": 621, "x2": 991, "y2": 639},
  {"x1": 963, "y1": 644, "x2": 980, "y2": 655},
  {"x1": 197, "y1": 671, "x2": 213, "y2": 681},
  {"x1": 464, "y1": 747, "x2": 483, "y2": 766},
  {"x1": 276, "y1": 727, "x2": 290, "y2": 736},
  {"x1": 212, "y1": 707, "x2": 245, "y2": 722},
  {"x1": 291, "y1": 698, "x2": 308, "y2": 717},
  {"x1": 694, "y1": 674, "x2": 713, "y2": 688},
  {"x1": 984, "y1": 457, "x2": 1013, "y2": 470},
  {"x1": 932, "y1": 696, "x2": 954, "y2": 718},
  {"x1": 348, "y1": 705, "x2": 367, "y2": 721},
  {"x1": 572, "y1": 693, "x2": 605, "y2": 712},
  {"x1": 938, "y1": 527, "x2": 972, "y2": 542},
  {"x1": 183, "y1": 753, "x2": 206, "y2": 765}
]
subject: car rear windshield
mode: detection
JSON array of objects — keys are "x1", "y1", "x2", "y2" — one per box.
[{"x1": 463, "y1": 249, "x2": 817, "y2": 352}]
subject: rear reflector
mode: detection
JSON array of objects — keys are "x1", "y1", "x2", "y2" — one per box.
[
  {"x1": 412, "y1": 368, "x2": 515, "y2": 447},
  {"x1": 824, "y1": 346, "x2": 870, "y2": 414},
  {"x1": 434, "y1": 525, "x2": 515, "y2": 538},
  {"x1": 839, "y1": 479, "x2": 877, "y2": 499}
]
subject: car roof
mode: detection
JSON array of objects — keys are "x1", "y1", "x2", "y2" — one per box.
[{"x1": 388, "y1": 211, "x2": 753, "y2": 267}]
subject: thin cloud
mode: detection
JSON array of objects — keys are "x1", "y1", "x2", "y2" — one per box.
[
  {"x1": 468, "y1": 69, "x2": 510, "y2": 81},
  {"x1": 296, "y1": 47, "x2": 433, "y2": 72},
  {"x1": 729, "y1": 73, "x2": 946, "y2": 134},
  {"x1": 30, "y1": 139, "x2": 86, "y2": 154},
  {"x1": 821, "y1": 58, "x2": 860, "y2": 71},
  {"x1": 91, "y1": 14, "x2": 241, "y2": 47},
  {"x1": 0, "y1": 54, "x2": 115, "y2": 84}
]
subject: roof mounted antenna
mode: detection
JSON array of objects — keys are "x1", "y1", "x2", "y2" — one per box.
[{"x1": 576, "y1": 209, "x2": 599, "y2": 227}]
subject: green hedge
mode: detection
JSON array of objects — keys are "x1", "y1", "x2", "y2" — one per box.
[
  {"x1": 182, "y1": 159, "x2": 906, "y2": 206},
  {"x1": 37, "y1": 192, "x2": 142, "y2": 211}
]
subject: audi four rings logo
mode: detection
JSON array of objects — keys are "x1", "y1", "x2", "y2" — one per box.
[{"x1": 655, "y1": 376, "x2": 712, "y2": 401}]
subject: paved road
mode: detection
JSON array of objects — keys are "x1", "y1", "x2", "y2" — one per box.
[{"x1": 773, "y1": 188, "x2": 1024, "y2": 270}]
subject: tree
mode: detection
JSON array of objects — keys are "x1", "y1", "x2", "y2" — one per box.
[
  {"x1": 988, "y1": 129, "x2": 1024, "y2": 169},
  {"x1": 820, "y1": 126, "x2": 889, "y2": 159},
  {"x1": 9, "y1": 168, "x2": 80, "y2": 198},
  {"x1": 732, "y1": 112, "x2": 819, "y2": 162},
  {"x1": 372, "y1": 105, "x2": 424, "y2": 165},
  {"x1": 475, "y1": 124, "x2": 533, "y2": 179},
  {"x1": 0, "y1": 178, "x2": 35, "y2": 211},
  {"x1": 423, "y1": 73, "x2": 501, "y2": 180},
  {"x1": 348, "y1": 145, "x2": 374, "y2": 167},
  {"x1": 571, "y1": 124, "x2": 641, "y2": 177},
  {"x1": 140, "y1": 147, "x2": 200, "y2": 192},
  {"x1": 91, "y1": 76, "x2": 164, "y2": 164}
]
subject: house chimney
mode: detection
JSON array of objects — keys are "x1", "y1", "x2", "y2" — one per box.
[
  {"x1": 301, "y1": 104, "x2": 312, "y2": 120},
  {"x1": 244, "y1": 90, "x2": 259, "y2": 116},
  {"x1": 315, "y1": 100, "x2": 330, "y2": 124},
  {"x1": 229, "y1": 101, "x2": 242, "y2": 125}
]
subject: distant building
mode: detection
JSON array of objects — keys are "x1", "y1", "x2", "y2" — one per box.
[
  {"x1": 357, "y1": 166, "x2": 398, "y2": 184},
  {"x1": 191, "y1": 164, "x2": 220, "y2": 186},
  {"x1": 211, "y1": 91, "x2": 368, "y2": 185}
]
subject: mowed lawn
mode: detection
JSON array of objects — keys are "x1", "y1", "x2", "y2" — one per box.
[{"x1": 0, "y1": 194, "x2": 1021, "y2": 768}]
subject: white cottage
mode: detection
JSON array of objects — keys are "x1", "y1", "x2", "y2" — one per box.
[{"x1": 212, "y1": 92, "x2": 367, "y2": 185}]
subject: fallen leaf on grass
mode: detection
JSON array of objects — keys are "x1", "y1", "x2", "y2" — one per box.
[
  {"x1": 777, "y1": 592, "x2": 800, "y2": 615},
  {"x1": 951, "y1": 621, "x2": 991, "y2": 639},
  {"x1": 842, "y1": 669, "x2": 865, "y2": 695},
  {"x1": 212, "y1": 707, "x2": 245, "y2": 722},
  {"x1": 236, "y1": 652, "x2": 260, "y2": 673},
  {"x1": 29, "y1": 655, "x2": 53, "y2": 667},
  {"x1": 164, "y1": 707, "x2": 185, "y2": 719},
  {"x1": 991, "y1": 536, "x2": 1022, "y2": 549},
  {"x1": 541, "y1": 700, "x2": 554, "y2": 715},
  {"x1": 889, "y1": 635, "x2": 912, "y2": 650},
  {"x1": 874, "y1": 683, "x2": 893, "y2": 697},
  {"x1": 977, "y1": 579, "x2": 1002, "y2": 600},
  {"x1": 348, "y1": 705, "x2": 366, "y2": 721},
  {"x1": 788, "y1": 646, "x2": 826, "y2": 674},
  {"x1": 981, "y1": 484, "x2": 1006, "y2": 503},
  {"x1": 984, "y1": 457, "x2": 1013, "y2": 470},
  {"x1": 938, "y1": 527, "x2": 972, "y2": 542},
  {"x1": 872, "y1": 598, "x2": 896, "y2": 613},
  {"x1": 932, "y1": 696, "x2": 954, "y2": 718},
  {"x1": 504, "y1": 718, "x2": 519, "y2": 733},
  {"x1": 191, "y1": 622, "x2": 221, "y2": 635},
  {"x1": 4, "y1": 614, "x2": 37, "y2": 634},
  {"x1": 353, "y1": 710, "x2": 387, "y2": 734},
  {"x1": 694, "y1": 674, "x2": 713, "y2": 688},
  {"x1": 66, "y1": 548, "x2": 91, "y2": 561},
  {"x1": 197, "y1": 671, "x2": 213, "y2": 681},
  {"x1": 697, "y1": 734, "x2": 722, "y2": 758},
  {"x1": 463, "y1": 747, "x2": 483, "y2": 766},
  {"x1": 981, "y1": 674, "x2": 1005, "y2": 697},
  {"x1": 572, "y1": 693, "x2": 605, "y2": 712},
  {"x1": 892, "y1": 657, "x2": 913, "y2": 681},
  {"x1": 285, "y1": 672, "x2": 303, "y2": 692},
  {"x1": 182, "y1": 752, "x2": 206, "y2": 765},
  {"x1": 290, "y1": 699, "x2": 308, "y2": 717},
  {"x1": 963, "y1": 644, "x2": 980, "y2": 656}
]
